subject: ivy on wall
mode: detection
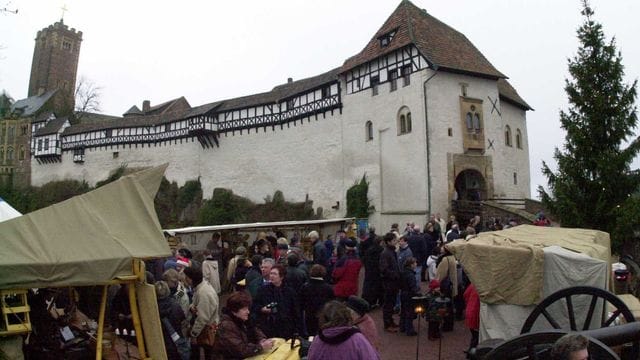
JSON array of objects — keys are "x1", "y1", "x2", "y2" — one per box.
[{"x1": 346, "y1": 174, "x2": 374, "y2": 218}]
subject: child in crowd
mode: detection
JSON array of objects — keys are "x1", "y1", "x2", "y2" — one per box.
[{"x1": 399, "y1": 257, "x2": 421, "y2": 336}]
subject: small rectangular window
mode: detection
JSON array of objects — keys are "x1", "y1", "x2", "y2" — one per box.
[
  {"x1": 389, "y1": 70, "x2": 398, "y2": 92},
  {"x1": 286, "y1": 99, "x2": 295, "y2": 109},
  {"x1": 402, "y1": 65, "x2": 411, "y2": 87},
  {"x1": 105, "y1": 129, "x2": 113, "y2": 138},
  {"x1": 322, "y1": 87, "x2": 331, "y2": 99},
  {"x1": 37, "y1": 139, "x2": 42, "y2": 151},
  {"x1": 62, "y1": 41, "x2": 71, "y2": 51},
  {"x1": 371, "y1": 75, "x2": 380, "y2": 96},
  {"x1": 448, "y1": 128, "x2": 453, "y2": 137},
  {"x1": 44, "y1": 138, "x2": 49, "y2": 150},
  {"x1": 113, "y1": 152, "x2": 119, "y2": 159},
  {"x1": 513, "y1": 172, "x2": 518, "y2": 185}
]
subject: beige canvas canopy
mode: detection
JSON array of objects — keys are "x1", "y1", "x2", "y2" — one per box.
[
  {"x1": 447, "y1": 225, "x2": 610, "y2": 306},
  {"x1": 0, "y1": 164, "x2": 172, "y2": 290}
]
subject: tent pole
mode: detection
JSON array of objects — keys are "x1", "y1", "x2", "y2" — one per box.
[
  {"x1": 95, "y1": 285, "x2": 108, "y2": 360},
  {"x1": 128, "y1": 281, "x2": 147, "y2": 358}
]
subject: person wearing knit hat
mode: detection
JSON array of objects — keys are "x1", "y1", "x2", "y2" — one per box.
[
  {"x1": 346, "y1": 296, "x2": 380, "y2": 351},
  {"x1": 346, "y1": 295, "x2": 370, "y2": 316},
  {"x1": 235, "y1": 246, "x2": 247, "y2": 256}
]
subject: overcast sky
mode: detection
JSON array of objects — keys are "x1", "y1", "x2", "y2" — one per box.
[{"x1": 1, "y1": 0, "x2": 638, "y2": 198}]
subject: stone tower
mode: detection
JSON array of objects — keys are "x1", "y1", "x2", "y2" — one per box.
[{"x1": 27, "y1": 20, "x2": 82, "y2": 113}]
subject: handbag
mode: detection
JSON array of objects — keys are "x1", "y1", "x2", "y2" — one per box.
[{"x1": 196, "y1": 322, "x2": 218, "y2": 347}]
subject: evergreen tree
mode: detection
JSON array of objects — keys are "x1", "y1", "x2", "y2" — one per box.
[{"x1": 539, "y1": 1, "x2": 638, "y2": 251}]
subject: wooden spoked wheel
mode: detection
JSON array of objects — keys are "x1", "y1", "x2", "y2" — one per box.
[
  {"x1": 520, "y1": 286, "x2": 637, "y2": 359},
  {"x1": 483, "y1": 331, "x2": 620, "y2": 360}
]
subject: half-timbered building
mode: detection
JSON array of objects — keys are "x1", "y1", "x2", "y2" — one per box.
[{"x1": 28, "y1": 1, "x2": 532, "y2": 229}]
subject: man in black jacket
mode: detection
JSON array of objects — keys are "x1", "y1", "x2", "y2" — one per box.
[
  {"x1": 361, "y1": 234, "x2": 384, "y2": 308},
  {"x1": 406, "y1": 226, "x2": 426, "y2": 285},
  {"x1": 379, "y1": 232, "x2": 401, "y2": 332}
]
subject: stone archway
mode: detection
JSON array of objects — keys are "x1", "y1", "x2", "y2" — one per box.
[{"x1": 454, "y1": 169, "x2": 487, "y2": 201}]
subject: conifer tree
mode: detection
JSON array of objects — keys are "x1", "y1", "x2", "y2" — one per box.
[{"x1": 539, "y1": 1, "x2": 638, "y2": 251}]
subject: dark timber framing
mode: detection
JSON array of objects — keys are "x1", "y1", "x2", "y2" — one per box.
[
  {"x1": 345, "y1": 45, "x2": 427, "y2": 95},
  {"x1": 53, "y1": 79, "x2": 342, "y2": 155}
]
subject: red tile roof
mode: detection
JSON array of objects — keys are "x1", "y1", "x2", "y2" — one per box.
[{"x1": 342, "y1": 0, "x2": 505, "y2": 79}]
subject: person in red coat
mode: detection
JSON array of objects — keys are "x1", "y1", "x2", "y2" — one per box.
[
  {"x1": 332, "y1": 239, "x2": 362, "y2": 300},
  {"x1": 464, "y1": 283, "x2": 480, "y2": 352}
]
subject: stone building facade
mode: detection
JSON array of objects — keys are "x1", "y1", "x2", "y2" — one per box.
[
  {"x1": 28, "y1": 20, "x2": 82, "y2": 113},
  {"x1": 27, "y1": 1, "x2": 532, "y2": 230}
]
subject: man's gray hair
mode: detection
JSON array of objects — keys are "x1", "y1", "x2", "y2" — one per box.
[
  {"x1": 261, "y1": 257, "x2": 275, "y2": 267},
  {"x1": 550, "y1": 333, "x2": 589, "y2": 360}
]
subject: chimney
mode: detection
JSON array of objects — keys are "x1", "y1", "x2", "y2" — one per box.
[
  {"x1": 287, "y1": 77, "x2": 293, "y2": 84},
  {"x1": 142, "y1": 100, "x2": 150, "y2": 112}
]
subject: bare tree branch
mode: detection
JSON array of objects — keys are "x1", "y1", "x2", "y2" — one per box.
[{"x1": 74, "y1": 76, "x2": 102, "y2": 122}]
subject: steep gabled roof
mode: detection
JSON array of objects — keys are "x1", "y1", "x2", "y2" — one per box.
[
  {"x1": 123, "y1": 105, "x2": 143, "y2": 116},
  {"x1": 342, "y1": 0, "x2": 504, "y2": 79},
  {"x1": 63, "y1": 109, "x2": 191, "y2": 135},
  {"x1": 10, "y1": 90, "x2": 57, "y2": 118},
  {"x1": 145, "y1": 97, "x2": 190, "y2": 115},
  {"x1": 271, "y1": 68, "x2": 340, "y2": 99},
  {"x1": 34, "y1": 117, "x2": 69, "y2": 136},
  {"x1": 497, "y1": 79, "x2": 533, "y2": 111}
]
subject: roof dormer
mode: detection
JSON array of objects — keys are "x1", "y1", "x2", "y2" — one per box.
[{"x1": 378, "y1": 29, "x2": 397, "y2": 48}]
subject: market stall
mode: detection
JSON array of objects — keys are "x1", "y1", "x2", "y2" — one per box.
[{"x1": 0, "y1": 164, "x2": 172, "y2": 359}]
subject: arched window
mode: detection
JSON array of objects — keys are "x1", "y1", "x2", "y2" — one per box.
[
  {"x1": 397, "y1": 107, "x2": 412, "y2": 135},
  {"x1": 505, "y1": 125, "x2": 512, "y2": 147},
  {"x1": 7, "y1": 147, "x2": 14, "y2": 163},
  {"x1": 365, "y1": 121, "x2": 373, "y2": 141},
  {"x1": 0, "y1": 147, "x2": 4, "y2": 161},
  {"x1": 19, "y1": 146, "x2": 25, "y2": 160},
  {"x1": 516, "y1": 129, "x2": 522, "y2": 149},
  {"x1": 7, "y1": 126, "x2": 14, "y2": 140},
  {"x1": 465, "y1": 112, "x2": 473, "y2": 130}
]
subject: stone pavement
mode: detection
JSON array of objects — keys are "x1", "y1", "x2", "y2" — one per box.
[{"x1": 370, "y1": 305, "x2": 472, "y2": 360}]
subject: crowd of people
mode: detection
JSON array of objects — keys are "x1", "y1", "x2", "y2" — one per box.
[{"x1": 132, "y1": 213, "x2": 523, "y2": 359}]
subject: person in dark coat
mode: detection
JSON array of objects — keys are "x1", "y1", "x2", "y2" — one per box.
[
  {"x1": 155, "y1": 281, "x2": 189, "y2": 360},
  {"x1": 422, "y1": 223, "x2": 439, "y2": 281},
  {"x1": 332, "y1": 239, "x2": 362, "y2": 300},
  {"x1": 407, "y1": 226, "x2": 426, "y2": 284},
  {"x1": 213, "y1": 291, "x2": 273, "y2": 359},
  {"x1": 399, "y1": 257, "x2": 421, "y2": 336},
  {"x1": 244, "y1": 255, "x2": 263, "y2": 288},
  {"x1": 379, "y1": 232, "x2": 401, "y2": 332},
  {"x1": 358, "y1": 227, "x2": 376, "y2": 257},
  {"x1": 285, "y1": 253, "x2": 308, "y2": 293},
  {"x1": 361, "y1": 235, "x2": 384, "y2": 308},
  {"x1": 300, "y1": 264, "x2": 335, "y2": 336},
  {"x1": 310, "y1": 231, "x2": 329, "y2": 268},
  {"x1": 253, "y1": 264, "x2": 301, "y2": 338}
]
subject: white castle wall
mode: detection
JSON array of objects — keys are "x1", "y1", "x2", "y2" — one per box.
[{"x1": 31, "y1": 69, "x2": 531, "y2": 231}]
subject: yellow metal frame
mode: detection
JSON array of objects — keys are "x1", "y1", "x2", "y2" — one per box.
[
  {"x1": 1, "y1": 259, "x2": 153, "y2": 359},
  {"x1": 0, "y1": 289, "x2": 31, "y2": 335},
  {"x1": 96, "y1": 259, "x2": 149, "y2": 360}
]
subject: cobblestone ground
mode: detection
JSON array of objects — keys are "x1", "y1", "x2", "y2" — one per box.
[{"x1": 371, "y1": 304, "x2": 471, "y2": 360}]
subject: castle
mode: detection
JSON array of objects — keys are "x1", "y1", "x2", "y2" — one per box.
[{"x1": 1, "y1": 1, "x2": 532, "y2": 229}]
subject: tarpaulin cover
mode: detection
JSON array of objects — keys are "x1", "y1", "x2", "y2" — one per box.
[
  {"x1": 447, "y1": 225, "x2": 610, "y2": 306},
  {"x1": 478, "y1": 245, "x2": 608, "y2": 341},
  {"x1": 0, "y1": 164, "x2": 172, "y2": 289},
  {"x1": 0, "y1": 196, "x2": 21, "y2": 223}
]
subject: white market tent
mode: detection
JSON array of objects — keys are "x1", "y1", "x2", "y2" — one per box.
[
  {"x1": 0, "y1": 196, "x2": 21, "y2": 223},
  {"x1": 0, "y1": 165, "x2": 172, "y2": 359},
  {"x1": 448, "y1": 225, "x2": 611, "y2": 342}
]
